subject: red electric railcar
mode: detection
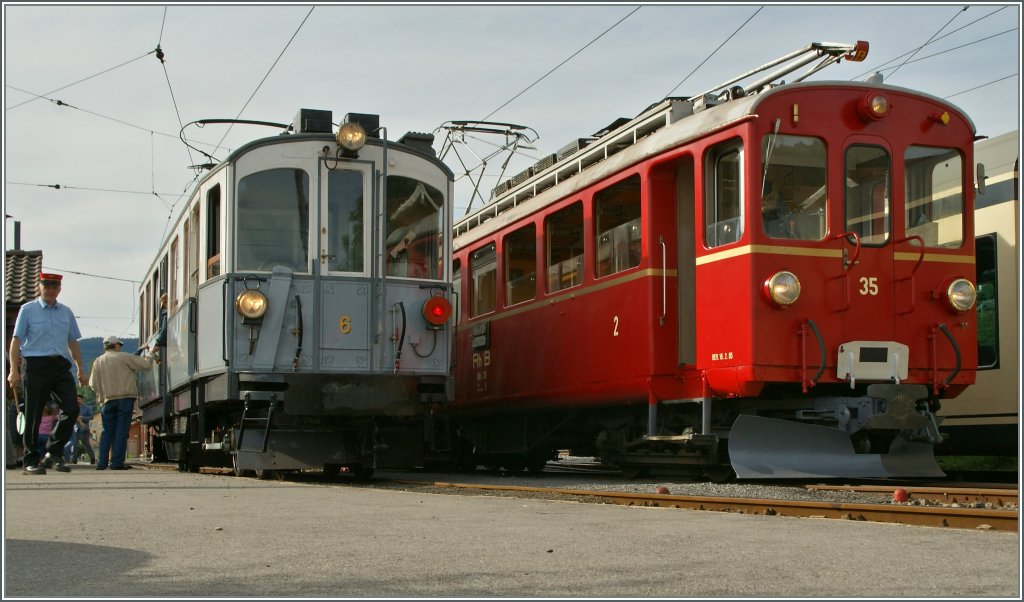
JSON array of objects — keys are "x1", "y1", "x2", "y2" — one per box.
[{"x1": 448, "y1": 42, "x2": 979, "y2": 479}]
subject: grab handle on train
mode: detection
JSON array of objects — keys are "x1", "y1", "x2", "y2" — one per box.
[{"x1": 659, "y1": 236, "x2": 667, "y2": 326}]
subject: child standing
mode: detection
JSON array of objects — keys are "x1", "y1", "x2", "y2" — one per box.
[{"x1": 37, "y1": 403, "x2": 58, "y2": 458}]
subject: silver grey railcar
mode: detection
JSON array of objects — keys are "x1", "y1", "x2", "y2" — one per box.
[{"x1": 137, "y1": 110, "x2": 455, "y2": 477}]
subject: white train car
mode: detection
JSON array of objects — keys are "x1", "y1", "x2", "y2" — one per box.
[
  {"x1": 937, "y1": 130, "x2": 1019, "y2": 457},
  {"x1": 137, "y1": 110, "x2": 455, "y2": 477}
]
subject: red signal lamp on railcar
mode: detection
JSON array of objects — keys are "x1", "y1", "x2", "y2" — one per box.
[
  {"x1": 857, "y1": 93, "x2": 890, "y2": 122},
  {"x1": 422, "y1": 296, "x2": 452, "y2": 329}
]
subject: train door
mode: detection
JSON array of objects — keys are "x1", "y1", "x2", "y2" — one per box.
[
  {"x1": 840, "y1": 143, "x2": 895, "y2": 341},
  {"x1": 317, "y1": 162, "x2": 374, "y2": 366},
  {"x1": 674, "y1": 158, "x2": 696, "y2": 366}
]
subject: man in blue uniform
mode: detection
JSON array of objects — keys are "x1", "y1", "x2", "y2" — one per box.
[{"x1": 7, "y1": 272, "x2": 87, "y2": 474}]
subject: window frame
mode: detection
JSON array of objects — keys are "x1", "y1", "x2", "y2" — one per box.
[
  {"x1": 545, "y1": 201, "x2": 585, "y2": 294},
  {"x1": 504, "y1": 222, "x2": 537, "y2": 307},
  {"x1": 594, "y1": 174, "x2": 642, "y2": 278},
  {"x1": 704, "y1": 141, "x2": 744, "y2": 248}
]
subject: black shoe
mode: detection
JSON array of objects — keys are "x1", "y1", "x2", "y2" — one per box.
[
  {"x1": 54, "y1": 462, "x2": 71, "y2": 473},
  {"x1": 23, "y1": 464, "x2": 46, "y2": 475},
  {"x1": 96, "y1": 465, "x2": 107, "y2": 470},
  {"x1": 43, "y1": 457, "x2": 53, "y2": 468},
  {"x1": 110, "y1": 465, "x2": 133, "y2": 470}
]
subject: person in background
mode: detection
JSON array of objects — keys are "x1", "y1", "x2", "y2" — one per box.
[
  {"x1": 155, "y1": 293, "x2": 168, "y2": 348},
  {"x1": 7, "y1": 272, "x2": 86, "y2": 475},
  {"x1": 5, "y1": 390, "x2": 22, "y2": 469},
  {"x1": 36, "y1": 402, "x2": 58, "y2": 459},
  {"x1": 89, "y1": 335, "x2": 153, "y2": 470},
  {"x1": 64, "y1": 394, "x2": 97, "y2": 464}
]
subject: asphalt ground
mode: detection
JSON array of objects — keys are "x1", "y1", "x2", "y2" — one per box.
[{"x1": 3, "y1": 463, "x2": 1020, "y2": 598}]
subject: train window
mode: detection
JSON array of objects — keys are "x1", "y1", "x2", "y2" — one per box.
[
  {"x1": 761, "y1": 135, "x2": 827, "y2": 241},
  {"x1": 452, "y1": 258, "x2": 462, "y2": 324},
  {"x1": 904, "y1": 146, "x2": 963, "y2": 248},
  {"x1": 169, "y1": 237, "x2": 179, "y2": 310},
  {"x1": 327, "y1": 169, "x2": 364, "y2": 273},
  {"x1": 471, "y1": 243, "x2": 497, "y2": 317},
  {"x1": 705, "y1": 144, "x2": 743, "y2": 248},
  {"x1": 546, "y1": 201, "x2": 584, "y2": 292},
  {"x1": 844, "y1": 145, "x2": 890, "y2": 246},
  {"x1": 386, "y1": 176, "x2": 444, "y2": 280},
  {"x1": 143, "y1": 283, "x2": 152, "y2": 341},
  {"x1": 975, "y1": 234, "x2": 999, "y2": 369},
  {"x1": 153, "y1": 263, "x2": 164, "y2": 333},
  {"x1": 505, "y1": 223, "x2": 536, "y2": 306},
  {"x1": 236, "y1": 169, "x2": 310, "y2": 272},
  {"x1": 186, "y1": 204, "x2": 200, "y2": 296},
  {"x1": 206, "y1": 185, "x2": 222, "y2": 277},
  {"x1": 595, "y1": 174, "x2": 641, "y2": 277}
]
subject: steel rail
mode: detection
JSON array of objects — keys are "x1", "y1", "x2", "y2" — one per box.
[
  {"x1": 390, "y1": 479, "x2": 1018, "y2": 532},
  {"x1": 805, "y1": 484, "x2": 1018, "y2": 507}
]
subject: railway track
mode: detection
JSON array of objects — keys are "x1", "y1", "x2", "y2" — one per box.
[
  {"x1": 379, "y1": 479, "x2": 1017, "y2": 532},
  {"x1": 138, "y1": 462, "x2": 1017, "y2": 532}
]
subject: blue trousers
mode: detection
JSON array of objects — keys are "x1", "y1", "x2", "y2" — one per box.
[
  {"x1": 98, "y1": 398, "x2": 133, "y2": 468},
  {"x1": 64, "y1": 429, "x2": 96, "y2": 463}
]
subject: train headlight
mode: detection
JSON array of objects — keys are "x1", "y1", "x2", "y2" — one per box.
[
  {"x1": 336, "y1": 122, "x2": 367, "y2": 153},
  {"x1": 858, "y1": 93, "x2": 889, "y2": 122},
  {"x1": 764, "y1": 271, "x2": 801, "y2": 307},
  {"x1": 946, "y1": 278, "x2": 977, "y2": 312},
  {"x1": 236, "y1": 289, "x2": 269, "y2": 320},
  {"x1": 422, "y1": 296, "x2": 452, "y2": 329}
]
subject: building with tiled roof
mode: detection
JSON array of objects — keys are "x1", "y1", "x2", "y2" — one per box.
[
  {"x1": 5, "y1": 249, "x2": 43, "y2": 371},
  {"x1": 5, "y1": 249, "x2": 43, "y2": 305}
]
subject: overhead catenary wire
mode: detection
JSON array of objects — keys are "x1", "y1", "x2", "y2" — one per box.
[
  {"x1": 41, "y1": 266, "x2": 140, "y2": 285},
  {"x1": 887, "y1": 5, "x2": 969, "y2": 81},
  {"x1": 663, "y1": 5, "x2": 764, "y2": 99},
  {"x1": 944, "y1": 74, "x2": 1017, "y2": 100},
  {"x1": 479, "y1": 6, "x2": 642, "y2": 122},
  {"x1": 3, "y1": 85, "x2": 231, "y2": 154},
  {"x1": 5, "y1": 181, "x2": 179, "y2": 208},
  {"x1": 854, "y1": 29, "x2": 1017, "y2": 79},
  {"x1": 850, "y1": 5, "x2": 1010, "y2": 80},
  {"x1": 5, "y1": 49, "x2": 158, "y2": 111},
  {"x1": 212, "y1": 6, "x2": 315, "y2": 156}
]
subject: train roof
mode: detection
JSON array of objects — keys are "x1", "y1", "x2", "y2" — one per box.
[
  {"x1": 453, "y1": 79, "x2": 975, "y2": 247},
  {"x1": 141, "y1": 112, "x2": 455, "y2": 286}
]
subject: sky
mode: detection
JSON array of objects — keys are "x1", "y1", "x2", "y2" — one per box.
[{"x1": 3, "y1": 2, "x2": 1021, "y2": 341}]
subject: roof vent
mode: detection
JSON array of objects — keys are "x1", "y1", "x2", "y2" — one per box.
[
  {"x1": 344, "y1": 113, "x2": 380, "y2": 139},
  {"x1": 293, "y1": 109, "x2": 333, "y2": 134},
  {"x1": 398, "y1": 132, "x2": 436, "y2": 156}
]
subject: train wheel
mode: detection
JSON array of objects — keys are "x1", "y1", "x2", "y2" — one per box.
[
  {"x1": 232, "y1": 455, "x2": 255, "y2": 478},
  {"x1": 526, "y1": 457, "x2": 548, "y2": 473},
  {"x1": 502, "y1": 460, "x2": 526, "y2": 474},
  {"x1": 621, "y1": 465, "x2": 647, "y2": 480},
  {"x1": 255, "y1": 468, "x2": 281, "y2": 480},
  {"x1": 351, "y1": 465, "x2": 374, "y2": 481},
  {"x1": 704, "y1": 465, "x2": 736, "y2": 483}
]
